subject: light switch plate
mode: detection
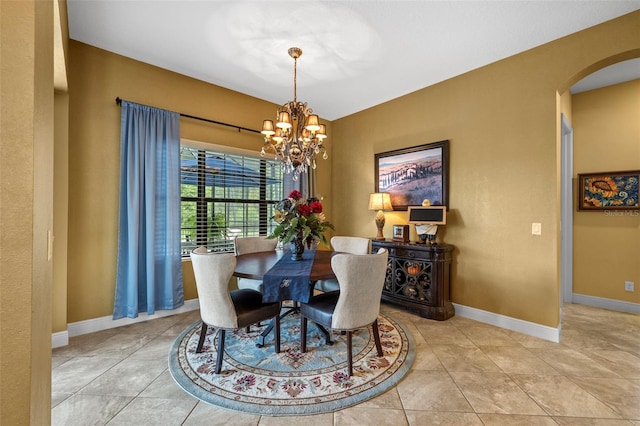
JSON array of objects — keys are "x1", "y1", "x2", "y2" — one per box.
[{"x1": 531, "y1": 223, "x2": 542, "y2": 235}]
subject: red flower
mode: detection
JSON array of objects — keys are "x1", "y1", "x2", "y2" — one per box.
[
  {"x1": 310, "y1": 201, "x2": 323, "y2": 213},
  {"x1": 298, "y1": 204, "x2": 311, "y2": 217},
  {"x1": 288, "y1": 190, "x2": 303, "y2": 200}
]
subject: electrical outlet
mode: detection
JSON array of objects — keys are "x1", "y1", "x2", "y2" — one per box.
[
  {"x1": 624, "y1": 281, "x2": 635, "y2": 292},
  {"x1": 531, "y1": 223, "x2": 542, "y2": 235}
]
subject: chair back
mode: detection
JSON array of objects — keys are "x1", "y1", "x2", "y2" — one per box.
[
  {"x1": 330, "y1": 248, "x2": 388, "y2": 329},
  {"x1": 190, "y1": 251, "x2": 238, "y2": 328},
  {"x1": 235, "y1": 236, "x2": 278, "y2": 255},
  {"x1": 331, "y1": 236, "x2": 370, "y2": 254}
]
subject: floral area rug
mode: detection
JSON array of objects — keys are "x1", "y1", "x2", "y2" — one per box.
[{"x1": 168, "y1": 310, "x2": 415, "y2": 416}]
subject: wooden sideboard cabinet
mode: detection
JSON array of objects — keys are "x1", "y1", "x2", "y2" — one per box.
[{"x1": 371, "y1": 240, "x2": 454, "y2": 321}]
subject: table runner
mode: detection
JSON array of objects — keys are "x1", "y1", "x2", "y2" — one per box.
[{"x1": 262, "y1": 249, "x2": 315, "y2": 303}]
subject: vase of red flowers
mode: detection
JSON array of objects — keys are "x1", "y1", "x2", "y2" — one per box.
[{"x1": 268, "y1": 190, "x2": 335, "y2": 260}]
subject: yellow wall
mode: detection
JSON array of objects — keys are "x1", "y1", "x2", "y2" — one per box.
[
  {"x1": 67, "y1": 41, "x2": 333, "y2": 322},
  {"x1": 1, "y1": 1, "x2": 54, "y2": 424},
  {"x1": 573, "y1": 79, "x2": 640, "y2": 303},
  {"x1": 53, "y1": 92, "x2": 69, "y2": 333},
  {"x1": 64, "y1": 12, "x2": 638, "y2": 330},
  {"x1": 331, "y1": 11, "x2": 640, "y2": 327}
]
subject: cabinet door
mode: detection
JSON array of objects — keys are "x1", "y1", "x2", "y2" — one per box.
[{"x1": 391, "y1": 257, "x2": 434, "y2": 304}]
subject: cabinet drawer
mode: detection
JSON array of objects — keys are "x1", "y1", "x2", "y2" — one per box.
[{"x1": 391, "y1": 247, "x2": 433, "y2": 260}]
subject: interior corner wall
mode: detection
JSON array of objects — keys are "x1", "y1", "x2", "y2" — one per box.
[
  {"x1": 330, "y1": 11, "x2": 640, "y2": 328},
  {"x1": 572, "y1": 79, "x2": 640, "y2": 303},
  {"x1": 54, "y1": 91, "x2": 69, "y2": 334},
  {"x1": 1, "y1": 1, "x2": 54, "y2": 424},
  {"x1": 66, "y1": 41, "x2": 333, "y2": 323}
]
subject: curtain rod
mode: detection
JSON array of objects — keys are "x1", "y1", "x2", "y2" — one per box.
[{"x1": 115, "y1": 97, "x2": 261, "y2": 134}]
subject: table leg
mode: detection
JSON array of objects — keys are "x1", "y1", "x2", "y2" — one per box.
[
  {"x1": 315, "y1": 323, "x2": 333, "y2": 345},
  {"x1": 256, "y1": 305, "x2": 297, "y2": 348},
  {"x1": 255, "y1": 303, "x2": 333, "y2": 347}
]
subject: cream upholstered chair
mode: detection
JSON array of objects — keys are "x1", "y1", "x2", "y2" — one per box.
[
  {"x1": 190, "y1": 249, "x2": 281, "y2": 374},
  {"x1": 300, "y1": 248, "x2": 388, "y2": 376},
  {"x1": 314, "y1": 236, "x2": 371, "y2": 293},
  {"x1": 234, "y1": 236, "x2": 278, "y2": 292}
]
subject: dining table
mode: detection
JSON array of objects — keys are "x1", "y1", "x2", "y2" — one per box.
[
  {"x1": 234, "y1": 249, "x2": 337, "y2": 282},
  {"x1": 233, "y1": 249, "x2": 338, "y2": 347}
]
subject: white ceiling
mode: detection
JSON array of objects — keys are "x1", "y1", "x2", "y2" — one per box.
[{"x1": 67, "y1": 1, "x2": 640, "y2": 121}]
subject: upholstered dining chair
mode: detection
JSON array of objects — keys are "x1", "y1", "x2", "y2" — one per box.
[
  {"x1": 234, "y1": 236, "x2": 278, "y2": 293},
  {"x1": 190, "y1": 248, "x2": 281, "y2": 374},
  {"x1": 314, "y1": 236, "x2": 371, "y2": 293},
  {"x1": 300, "y1": 248, "x2": 388, "y2": 376}
]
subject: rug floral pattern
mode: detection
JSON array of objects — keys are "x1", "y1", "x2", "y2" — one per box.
[{"x1": 169, "y1": 312, "x2": 415, "y2": 416}]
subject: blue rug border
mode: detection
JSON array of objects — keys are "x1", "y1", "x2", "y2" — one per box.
[{"x1": 168, "y1": 312, "x2": 416, "y2": 417}]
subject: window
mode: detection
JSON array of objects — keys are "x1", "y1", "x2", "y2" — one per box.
[{"x1": 180, "y1": 143, "x2": 283, "y2": 256}]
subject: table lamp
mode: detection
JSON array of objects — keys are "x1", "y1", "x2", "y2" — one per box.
[{"x1": 369, "y1": 192, "x2": 392, "y2": 240}]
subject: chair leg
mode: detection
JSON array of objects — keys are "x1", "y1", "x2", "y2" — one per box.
[
  {"x1": 346, "y1": 330, "x2": 353, "y2": 377},
  {"x1": 372, "y1": 319, "x2": 383, "y2": 357},
  {"x1": 215, "y1": 329, "x2": 226, "y2": 374},
  {"x1": 300, "y1": 316, "x2": 307, "y2": 353},
  {"x1": 274, "y1": 315, "x2": 281, "y2": 353},
  {"x1": 196, "y1": 322, "x2": 208, "y2": 353}
]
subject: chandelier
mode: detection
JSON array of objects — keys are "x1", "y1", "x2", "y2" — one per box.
[{"x1": 260, "y1": 47, "x2": 328, "y2": 180}]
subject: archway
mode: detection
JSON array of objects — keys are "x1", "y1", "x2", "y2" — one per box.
[{"x1": 559, "y1": 55, "x2": 640, "y2": 336}]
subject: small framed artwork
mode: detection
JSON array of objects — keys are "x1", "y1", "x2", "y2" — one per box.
[
  {"x1": 578, "y1": 170, "x2": 640, "y2": 210},
  {"x1": 392, "y1": 225, "x2": 410, "y2": 243},
  {"x1": 375, "y1": 140, "x2": 449, "y2": 211}
]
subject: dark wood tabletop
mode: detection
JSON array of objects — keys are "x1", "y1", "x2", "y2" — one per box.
[{"x1": 234, "y1": 249, "x2": 337, "y2": 281}]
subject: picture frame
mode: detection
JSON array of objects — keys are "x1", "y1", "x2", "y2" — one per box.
[
  {"x1": 578, "y1": 170, "x2": 640, "y2": 210},
  {"x1": 392, "y1": 225, "x2": 410, "y2": 242},
  {"x1": 375, "y1": 140, "x2": 449, "y2": 211}
]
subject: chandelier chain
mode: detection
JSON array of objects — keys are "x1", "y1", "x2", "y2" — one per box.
[{"x1": 293, "y1": 53, "x2": 297, "y2": 103}]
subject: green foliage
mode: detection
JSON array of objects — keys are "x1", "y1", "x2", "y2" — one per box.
[
  {"x1": 210, "y1": 212, "x2": 227, "y2": 240},
  {"x1": 267, "y1": 192, "x2": 334, "y2": 247}
]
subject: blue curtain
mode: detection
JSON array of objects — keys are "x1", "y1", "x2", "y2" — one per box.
[
  {"x1": 113, "y1": 101, "x2": 184, "y2": 319},
  {"x1": 283, "y1": 170, "x2": 310, "y2": 197}
]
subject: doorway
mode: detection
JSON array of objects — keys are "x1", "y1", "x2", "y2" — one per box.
[{"x1": 560, "y1": 114, "x2": 573, "y2": 307}]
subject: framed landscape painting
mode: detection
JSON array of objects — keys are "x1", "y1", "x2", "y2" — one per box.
[
  {"x1": 375, "y1": 140, "x2": 449, "y2": 211},
  {"x1": 578, "y1": 170, "x2": 640, "y2": 210}
]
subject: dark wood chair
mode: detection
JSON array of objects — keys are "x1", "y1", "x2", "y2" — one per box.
[
  {"x1": 300, "y1": 248, "x2": 388, "y2": 376},
  {"x1": 190, "y1": 249, "x2": 281, "y2": 374},
  {"x1": 313, "y1": 236, "x2": 371, "y2": 293}
]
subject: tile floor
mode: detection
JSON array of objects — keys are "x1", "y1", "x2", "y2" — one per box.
[{"x1": 52, "y1": 303, "x2": 640, "y2": 425}]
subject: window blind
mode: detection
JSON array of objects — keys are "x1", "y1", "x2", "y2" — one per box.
[{"x1": 180, "y1": 145, "x2": 283, "y2": 255}]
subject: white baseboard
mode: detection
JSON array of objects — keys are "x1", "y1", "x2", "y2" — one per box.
[
  {"x1": 52, "y1": 330, "x2": 69, "y2": 348},
  {"x1": 52, "y1": 299, "x2": 200, "y2": 348},
  {"x1": 453, "y1": 303, "x2": 560, "y2": 343},
  {"x1": 572, "y1": 293, "x2": 640, "y2": 314},
  {"x1": 60, "y1": 296, "x2": 631, "y2": 348}
]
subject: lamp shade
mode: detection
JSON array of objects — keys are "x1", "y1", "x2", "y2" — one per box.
[
  {"x1": 305, "y1": 114, "x2": 321, "y2": 132},
  {"x1": 276, "y1": 111, "x2": 292, "y2": 129},
  {"x1": 316, "y1": 124, "x2": 327, "y2": 139},
  {"x1": 272, "y1": 128, "x2": 283, "y2": 143},
  {"x1": 369, "y1": 192, "x2": 392, "y2": 211},
  {"x1": 261, "y1": 120, "x2": 275, "y2": 135}
]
